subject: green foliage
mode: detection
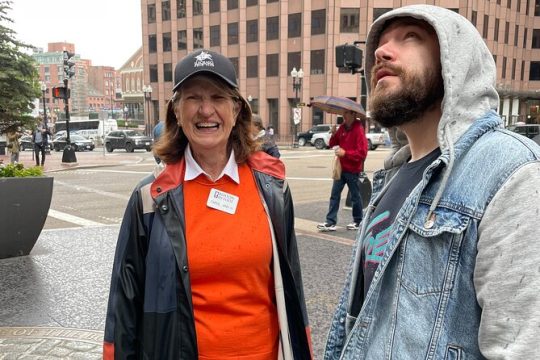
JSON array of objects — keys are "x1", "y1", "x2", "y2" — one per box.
[
  {"x1": 0, "y1": 0, "x2": 41, "y2": 134},
  {"x1": 0, "y1": 162, "x2": 44, "y2": 178}
]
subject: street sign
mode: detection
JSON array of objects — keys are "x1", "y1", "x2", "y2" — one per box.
[{"x1": 293, "y1": 108, "x2": 301, "y2": 124}]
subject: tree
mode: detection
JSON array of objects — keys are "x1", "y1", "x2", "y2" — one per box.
[{"x1": 0, "y1": 0, "x2": 41, "y2": 134}]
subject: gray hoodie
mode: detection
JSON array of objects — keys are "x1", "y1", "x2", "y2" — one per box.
[{"x1": 364, "y1": 5, "x2": 540, "y2": 359}]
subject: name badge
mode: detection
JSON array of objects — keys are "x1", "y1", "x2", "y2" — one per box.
[{"x1": 207, "y1": 188, "x2": 239, "y2": 215}]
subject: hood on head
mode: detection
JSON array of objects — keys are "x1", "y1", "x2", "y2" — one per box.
[{"x1": 365, "y1": 5, "x2": 499, "y2": 152}]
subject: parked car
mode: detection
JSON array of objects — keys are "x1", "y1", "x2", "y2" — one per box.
[
  {"x1": 366, "y1": 128, "x2": 388, "y2": 151},
  {"x1": 104, "y1": 130, "x2": 153, "y2": 153},
  {"x1": 310, "y1": 126, "x2": 388, "y2": 151},
  {"x1": 296, "y1": 124, "x2": 332, "y2": 146},
  {"x1": 53, "y1": 134, "x2": 95, "y2": 152},
  {"x1": 507, "y1": 123, "x2": 540, "y2": 145},
  {"x1": 19, "y1": 135, "x2": 53, "y2": 151}
]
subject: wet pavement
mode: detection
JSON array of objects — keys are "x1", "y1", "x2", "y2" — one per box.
[{"x1": 0, "y1": 147, "x2": 360, "y2": 359}]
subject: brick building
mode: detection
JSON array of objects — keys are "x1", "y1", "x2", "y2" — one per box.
[{"x1": 140, "y1": 0, "x2": 540, "y2": 139}]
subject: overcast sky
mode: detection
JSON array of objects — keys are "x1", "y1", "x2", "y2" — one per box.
[{"x1": 9, "y1": 0, "x2": 142, "y2": 69}]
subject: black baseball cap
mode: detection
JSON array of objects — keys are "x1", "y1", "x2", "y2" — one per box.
[{"x1": 173, "y1": 49, "x2": 238, "y2": 92}]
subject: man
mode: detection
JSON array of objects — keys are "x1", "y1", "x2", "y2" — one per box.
[
  {"x1": 325, "y1": 5, "x2": 540, "y2": 359},
  {"x1": 152, "y1": 120, "x2": 164, "y2": 163},
  {"x1": 317, "y1": 109, "x2": 368, "y2": 232},
  {"x1": 32, "y1": 122, "x2": 51, "y2": 166},
  {"x1": 252, "y1": 114, "x2": 280, "y2": 158}
]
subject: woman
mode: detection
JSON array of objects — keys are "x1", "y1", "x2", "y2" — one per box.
[
  {"x1": 104, "y1": 49, "x2": 312, "y2": 360},
  {"x1": 252, "y1": 113, "x2": 280, "y2": 158}
]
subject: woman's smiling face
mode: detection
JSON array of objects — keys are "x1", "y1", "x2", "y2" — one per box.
[{"x1": 174, "y1": 75, "x2": 239, "y2": 156}]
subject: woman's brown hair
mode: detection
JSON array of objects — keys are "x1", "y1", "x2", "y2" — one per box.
[{"x1": 153, "y1": 75, "x2": 256, "y2": 164}]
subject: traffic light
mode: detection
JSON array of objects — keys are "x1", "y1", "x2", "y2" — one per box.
[
  {"x1": 63, "y1": 50, "x2": 76, "y2": 79},
  {"x1": 51, "y1": 86, "x2": 70, "y2": 99},
  {"x1": 335, "y1": 44, "x2": 363, "y2": 70}
]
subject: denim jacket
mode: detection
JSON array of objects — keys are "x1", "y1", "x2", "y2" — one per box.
[{"x1": 324, "y1": 112, "x2": 540, "y2": 359}]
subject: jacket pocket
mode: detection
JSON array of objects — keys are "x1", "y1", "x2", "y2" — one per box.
[
  {"x1": 444, "y1": 344, "x2": 463, "y2": 360},
  {"x1": 399, "y1": 206, "x2": 470, "y2": 296}
]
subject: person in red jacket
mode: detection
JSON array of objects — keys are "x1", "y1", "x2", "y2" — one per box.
[{"x1": 318, "y1": 109, "x2": 368, "y2": 231}]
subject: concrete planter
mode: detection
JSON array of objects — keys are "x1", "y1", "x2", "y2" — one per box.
[{"x1": 0, "y1": 176, "x2": 53, "y2": 259}]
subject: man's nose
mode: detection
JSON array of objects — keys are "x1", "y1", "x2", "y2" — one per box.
[{"x1": 374, "y1": 42, "x2": 395, "y2": 64}]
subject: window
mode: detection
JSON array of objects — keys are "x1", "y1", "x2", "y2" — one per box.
[
  {"x1": 310, "y1": 49, "x2": 325, "y2": 74},
  {"x1": 524, "y1": 28, "x2": 528, "y2": 48},
  {"x1": 494, "y1": 19, "x2": 499, "y2": 41},
  {"x1": 178, "y1": 30, "x2": 187, "y2": 50},
  {"x1": 228, "y1": 22, "x2": 239, "y2": 45},
  {"x1": 209, "y1": 0, "x2": 219, "y2": 13},
  {"x1": 266, "y1": 54, "x2": 279, "y2": 77},
  {"x1": 149, "y1": 35, "x2": 157, "y2": 53},
  {"x1": 149, "y1": 64, "x2": 158, "y2": 82},
  {"x1": 526, "y1": 0, "x2": 530, "y2": 15},
  {"x1": 512, "y1": 58, "x2": 516, "y2": 80},
  {"x1": 247, "y1": 20, "x2": 258, "y2": 42},
  {"x1": 163, "y1": 32, "x2": 171, "y2": 52},
  {"x1": 518, "y1": 0, "x2": 521, "y2": 12},
  {"x1": 471, "y1": 10, "x2": 477, "y2": 27},
  {"x1": 164, "y1": 63, "x2": 172, "y2": 82},
  {"x1": 515, "y1": 25, "x2": 519, "y2": 46},
  {"x1": 533, "y1": 29, "x2": 540, "y2": 48},
  {"x1": 530, "y1": 61, "x2": 540, "y2": 80},
  {"x1": 340, "y1": 8, "x2": 360, "y2": 33},
  {"x1": 502, "y1": 57, "x2": 507, "y2": 78},
  {"x1": 288, "y1": 13, "x2": 302, "y2": 38},
  {"x1": 521, "y1": 60, "x2": 525, "y2": 80},
  {"x1": 483, "y1": 15, "x2": 489, "y2": 38},
  {"x1": 267, "y1": 16, "x2": 279, "y2": 40},
  {"x1": 210, "y1": 25, "x2": 220, "y2": 47},
  {"x1": 162, "y1": 1, "x2": 170, "y2": 20},
  {"x1": 148, "y1": 4, "x2": 156, "y2": 23},
  {"x1": 193, "y1": 28, "x2": 203, "y2": 49},
  {"x1": 227, "y1": 0, "x2": 238, "y2": 10},
  {"x1": 311, "y1": 9, "x2": 326, "y2": 35},
  {"x1": 504, "y1": 22, "x2": 509, "y2": 44},
  {"x1": 247, "y1": 56, "x2": 258, "y2": 78},
  {"x1": 177, "y1": 0, "x2": 186, "y2": 18},
  {"x1": 246, "y1": 0, "x2": 257, "y2": 6},
  {"x1": 193, "y1": 0, "x2": 202, "y2": 15},
  {"x1": 267, "y1": 0, "x2": 278, "y2": 3},
  {"x1": 373, "y1": 8, "x2": 391, "y2": 21},
  {"x1": 312, "y1": 107, "x2": 323, "y2": 126},
  {"x1": 536, "y1": 0, "x2": 540, "y2": 16},
  {"x1": 508, "y1": 0, "x2": 512, "y2": 9},
  {"x1": 229, "y1": 57, "x2": 239, "y2": 75},
  {"x1": 287, "y1": 52, "x2": 301, "y2": 74}
]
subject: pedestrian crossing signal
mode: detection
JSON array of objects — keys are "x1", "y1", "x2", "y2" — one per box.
[{"x1": 51, "y1": 86, "x2": 70, "y2": 99}]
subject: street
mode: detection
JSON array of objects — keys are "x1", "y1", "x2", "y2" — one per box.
[{"x1": 6, "y1": 146, "x2": 390, "y2": 358}]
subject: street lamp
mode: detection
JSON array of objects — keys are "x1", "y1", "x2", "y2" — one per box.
[
  {"x1": 143, "y1": 85, "x2": 153, "y2": 136},
  {"x1": 290, "y1": 67, "x2": 303, "y2": 147},
  {"x1": 40, "y1": 82, "x2": 51, "y2": 155},
  {"x1": 40, "y1": 82, "x2": 48, "y2": 129}
]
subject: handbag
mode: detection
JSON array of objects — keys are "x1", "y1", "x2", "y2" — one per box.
[{"x1": 332, "y1": 156, "x2": 342, "y2": 180}]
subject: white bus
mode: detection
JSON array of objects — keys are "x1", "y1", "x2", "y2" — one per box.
[{"x1": 54, "y1": 118, "x2": 118, "y2": 141}]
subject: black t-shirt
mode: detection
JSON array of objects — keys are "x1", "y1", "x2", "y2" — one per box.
[{"x1": 361, "y1": 147, "x2": 441, "y2": 297}]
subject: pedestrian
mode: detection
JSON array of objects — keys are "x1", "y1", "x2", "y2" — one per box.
[
  {"x1": 152, "y1": 120, "x2": 164, "y2": 163},
  {"x1": 266, "y1": 124, "x2": 274, "y2": 138},
  {"x1": 317, "y1": 108, "x2": 368, "y2": 232},
  {"x1": 7, "y1": 128, "x2": 21, "y2": 164},
  {"x1": 32, "y1": 122, "x2": 51, "y2": 166},
  {"x1": 104, "y1": 49, "x2": 312, "y2": 359},
  {"x1": 325, "y1": 5, "x2": 540, "y2": 359},
  {"x1": 252, "y1": 113, "x2": 280, "y2": 158}
]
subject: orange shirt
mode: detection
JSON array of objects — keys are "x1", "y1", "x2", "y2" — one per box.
[{"x1": 183, "y1": 163, "x2": 279, "y2": 360}]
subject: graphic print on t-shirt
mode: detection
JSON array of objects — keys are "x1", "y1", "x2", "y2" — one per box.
[{"x1": 364, "y1": 211, "x2": 392, "y2": 266}]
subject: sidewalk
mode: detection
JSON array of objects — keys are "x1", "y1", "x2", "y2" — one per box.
[{"x1": 0, "y1": 148, "x2": 145, "y2": 173}]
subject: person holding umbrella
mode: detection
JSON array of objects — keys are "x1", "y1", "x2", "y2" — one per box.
[{"x1": 313, "y1": 97, "x2": 368, "y2": 232}]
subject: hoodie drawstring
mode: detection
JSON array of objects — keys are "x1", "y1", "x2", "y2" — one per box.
[{"x1": 425, "y1": 123, "x2": 455, "y2": 229}]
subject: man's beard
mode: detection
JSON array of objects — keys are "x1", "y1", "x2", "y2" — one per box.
[{"x1": 368, "y1": 63, "x2": 444, "y2": 128}]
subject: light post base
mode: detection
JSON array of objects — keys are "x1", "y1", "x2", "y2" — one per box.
[{"x1": 62, "y1": 145, "x2": 77, "y2": 163}]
